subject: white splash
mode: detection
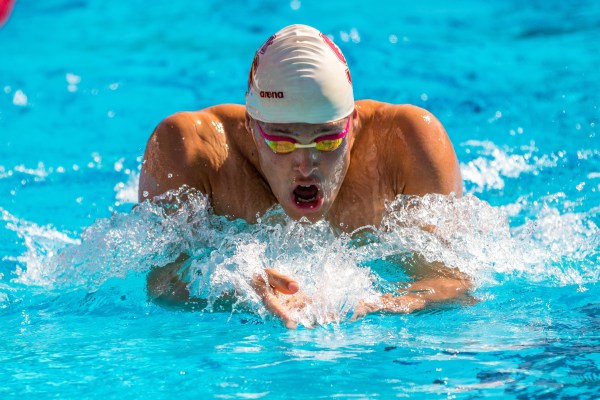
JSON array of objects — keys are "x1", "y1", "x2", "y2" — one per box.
[
  {"x1": 4, "y1": 187, "x2": 599, "y2": 327},
  {"x1": 390, "y1": 194, "x2": 598, "y2": 286},
  {"x1": 114, "y1": 171, "x2": 140, "y2": 204},
  {"x1": 187, "y1": 218, "x2": 378, "y2": 326},
  {"x1": 9, "y1": 189, "x2": 212, "y2": 289},
  {"x1": 1, "y1": 206, "x2": 80, "y2": 287},
  {"x1": 460, "y1": 141, "x2": 558, "y2": 192}
]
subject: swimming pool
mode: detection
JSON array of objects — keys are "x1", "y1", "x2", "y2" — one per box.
[{"x1": 1, "y1": 0, "x2": 599, "y2": 398}]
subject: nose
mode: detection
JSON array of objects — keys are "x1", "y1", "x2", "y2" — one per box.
[{"x1": 293, "y1": 148, "x2": 319, "y2": 177}]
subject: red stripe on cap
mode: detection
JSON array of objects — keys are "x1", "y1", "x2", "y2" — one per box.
[{"x1": 319, "y1": 33, "x2": 348, "y2": 66}]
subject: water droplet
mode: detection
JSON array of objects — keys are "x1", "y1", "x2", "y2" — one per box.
[
  {"x1": 143, "y1": 191, "x2": 149, "y2": 198},
  {"x1": 349, "y1": 28, "x2": 360, "y2": 43},
  {"x1": 12, "y1": 90, "x2": 27, "y2": 106},
  {"x1": 114, "y1": 158, "x2": 124, "y2": 172},
  {"x1": 66, "y1": 73, "x2": 81, "y2": 85}
]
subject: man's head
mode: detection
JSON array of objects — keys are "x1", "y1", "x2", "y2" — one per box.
[
  {"x1": 245, "y1": 24, "x2": 356, "y2": 222},
  {"x1": 245, "y1": 24, "x2": 354, "y2": 123}
]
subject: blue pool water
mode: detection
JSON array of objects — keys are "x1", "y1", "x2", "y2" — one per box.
[{"x1": 1, "y1": 0, "x2": 599, "y2": 398}]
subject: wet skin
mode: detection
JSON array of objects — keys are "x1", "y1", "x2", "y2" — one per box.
[{"x1": 140, "y1": 100, "x2": 470, "y2": 328}]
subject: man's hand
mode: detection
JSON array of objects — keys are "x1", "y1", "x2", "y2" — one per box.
[{"x1": 252, "y1": 268, "x2": 306, "y2": 329}]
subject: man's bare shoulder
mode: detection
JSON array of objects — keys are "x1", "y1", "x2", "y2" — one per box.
[
  {"x1": 358, "y1": 101, "x2": 443, "y2": 139},
  {"x1": 156, "y1": 104, "x2": 246, "y2": 161},
  {"x1": 139, "y1": 104, "x2": 249, "y2": 201},
  {"x1": 355, "y1": 101, "x2": 447, "y2": 155},
  {"x1": 355, "y1": 100, "x2": 462, "y2": 196}
]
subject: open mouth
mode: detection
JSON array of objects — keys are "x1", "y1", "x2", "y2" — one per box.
[{"x1": 292, "y1": 184, "x2": 322, "y2": 210}]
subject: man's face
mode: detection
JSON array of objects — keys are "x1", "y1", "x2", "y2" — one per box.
[{"x1": 250, "y1": 115, "x2": 353, "y2": 222}]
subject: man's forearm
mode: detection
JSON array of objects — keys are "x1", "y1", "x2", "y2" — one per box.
[
  {"x1": 354, "y1": 275, "x2": 472, "y2": 318},
  {"x1": 398, "y1": 252, "x2": 473, "y2": 310},
  {"x1": 147, "y1": 254, "x2": 192, "y2": 306},
  {"x1": 403, "y1": 276, "x2": 471, "y2": 304}
]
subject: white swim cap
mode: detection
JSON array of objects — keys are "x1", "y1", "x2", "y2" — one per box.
[{"x1": 245, "y1": 24, "x2": 354, "y2": 124}]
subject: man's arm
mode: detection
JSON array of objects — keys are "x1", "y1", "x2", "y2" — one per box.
[
  {"x1": 141, "y1": 112, "x2": 217, "y2": 308},
  {"x1": 141, "y1": 111, "x2": 307, "y2": 326},
  {"x1": 351, "y1": 254, "x2": 473, "y2": 319},
  {"x1": 353, "y1": 105, "x2": 472, "y2": 317}
]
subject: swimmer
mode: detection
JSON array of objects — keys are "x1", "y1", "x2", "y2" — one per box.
[{"x1": 140, "y1": 24, "x2": 471, "y2": 328}]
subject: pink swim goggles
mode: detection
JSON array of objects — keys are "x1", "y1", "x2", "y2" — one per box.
[{"x1": 256, "y1": 117, "x2": 350, "y2": 154}]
